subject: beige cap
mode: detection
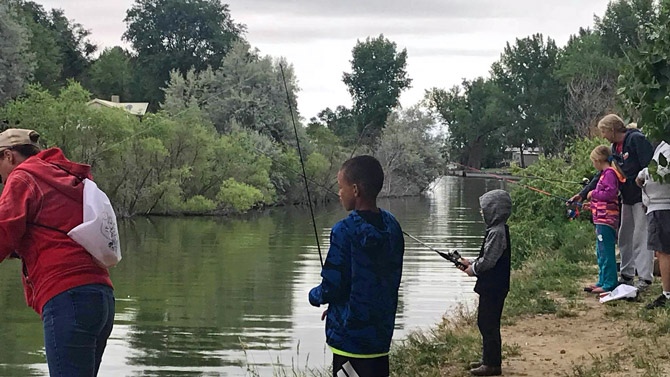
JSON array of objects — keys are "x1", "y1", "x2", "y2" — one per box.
[{"x1": 0, "y1": 129, "x2": 40, "y2": 149}]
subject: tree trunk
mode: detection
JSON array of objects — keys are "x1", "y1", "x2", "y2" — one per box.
[
  {"x1": 519, "y1": 145, "x2": 526, "y2": 168},
  {"x1": 466, "y1": 138, "x2": 484, "y2": 169}
]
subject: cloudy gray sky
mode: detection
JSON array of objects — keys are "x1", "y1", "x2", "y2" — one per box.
[{"x1": 38, "y1": 0, "x2": 610, "y2": 120}]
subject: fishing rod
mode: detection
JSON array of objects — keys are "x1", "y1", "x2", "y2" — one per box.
[
  {"x1": 453, "y1": 162, "x2": 584, "y2": 220},
  {"x1": 279, "y1": 64, "x2": 324, "y2": 268},
  {"x1": 403, "y1": 232, "x2": 465, "y2": 268},
  {"x1": 513, "y1": 174, "x2": 585, "y2": 186},
  {"x1": 453, "y1": 162, "x2": 583, "y2": 206}
]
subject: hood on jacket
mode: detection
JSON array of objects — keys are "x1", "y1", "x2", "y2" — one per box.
[
  {"x1": 13, "y1": 148, "x2": 92, "y2": 202},
  {"x1": 352, "y1": 210, "x2": 392, "y2": 250},
  {"x1": 480, "y1": 189, "x2": 512, "y2": 227}
]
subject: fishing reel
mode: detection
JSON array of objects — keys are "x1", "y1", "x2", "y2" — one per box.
[
  {"x1": 436, "y1": 249, "x2": 465, "y2": 268},
  {"x1": 566, "y1": 207, "x2": 579, "y2": 220},
  {"x1": 565, "y1": 200, "x2": 582, "y2": 220}
]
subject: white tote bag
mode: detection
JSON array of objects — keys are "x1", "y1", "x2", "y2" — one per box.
[{"x1": 67, "y1": 179, "x2": 122, "y2": 268}]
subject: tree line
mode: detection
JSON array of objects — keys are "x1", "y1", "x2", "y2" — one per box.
[
  {"x1": 3, "y1": 0, "x2": 669, "y2": 216},
  {"x1": 427, "y1": 0, "x2": 670, "y2": 169},
  {"x1": 0, "y1": 0, "x2": 443, "y2": 216}
]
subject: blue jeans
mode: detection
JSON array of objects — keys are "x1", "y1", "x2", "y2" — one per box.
[{"x1": 42, "y1": 284, "x2": 115, "y2": 377}]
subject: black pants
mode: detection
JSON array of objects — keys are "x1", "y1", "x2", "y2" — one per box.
[
  {"x1": 332, "y1": 354, "x2": 389, "y2": 377},
  {"x1": 477, "y1": 292, "x2": 507, "y2": 367}
]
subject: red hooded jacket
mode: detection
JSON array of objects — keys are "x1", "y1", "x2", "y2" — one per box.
[{"x1": 0, "y1": 148, "x2": 112, "y2": 315}]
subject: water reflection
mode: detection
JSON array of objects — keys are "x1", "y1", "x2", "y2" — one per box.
[{"x1": 0, "y1": 177, "x2": 502, "y2": 376}]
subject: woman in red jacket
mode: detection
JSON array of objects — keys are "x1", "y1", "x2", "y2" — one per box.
[{"x1": 0, "y1": 129, "x2": 115, "y2": 377}]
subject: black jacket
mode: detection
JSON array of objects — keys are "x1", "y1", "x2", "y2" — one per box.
[{"x1": 579, "y1": 129, "x2": 654, "y2": 205}]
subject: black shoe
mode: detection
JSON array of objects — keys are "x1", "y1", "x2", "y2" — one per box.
[
  {"x1": 470, "y1": 365, "x2": 502, "y2": 376},
  {"x1": 618, "y1": 275, "x2": 634, "y2": 285},
  {"x1": 469, "y1": 361, "x2": 483, "y2": 369},
  {"x1": 646, "y1": 294, "x2": 669, "y2": 310}
]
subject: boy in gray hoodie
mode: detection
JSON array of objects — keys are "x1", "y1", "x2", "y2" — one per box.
[
  {"x1": 637, "y1": 141, "x2": 670, "y2": 309},
  {"x1": 460, "y1": 189, "x2": 512, "y2": 376}
]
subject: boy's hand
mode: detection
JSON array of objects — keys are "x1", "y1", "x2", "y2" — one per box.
[
  {"x1": 463, "y1": 265, "x2": 474, "y2": 276},
  {"x1": 459, "y1": 258, "x2": 471, "y2": 267},
  {"x1": 321, "y1": 310, "x2": 328, "y2": 321},
  {"x1": 586, "y1": 191, "x2": 593, "y2": 201}
]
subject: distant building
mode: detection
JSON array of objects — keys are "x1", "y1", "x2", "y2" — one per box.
[
  {"x1": 87, "y1": 95, "x2": 149, "y2": 116},
  {"x1": 505, "y1": 146, "x2": 542, "y2": 167}
]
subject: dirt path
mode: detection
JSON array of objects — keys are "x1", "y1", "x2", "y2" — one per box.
[{"x1": 500, "y1": 294, "x2": 632, "y2": 376}]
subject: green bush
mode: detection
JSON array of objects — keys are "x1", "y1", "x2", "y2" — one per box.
[
  {"x1": 509, "y1": 137, "x2": 606, "y2": 267},
  {"x1": 216, "y1": 178, "x2": 264, "y2": 212},
  {"x1": 181, "y1": 195, "x2": 217, "y2": 213}
]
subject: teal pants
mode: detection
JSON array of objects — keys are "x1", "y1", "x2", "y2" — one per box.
[{"x1": 595, "y1": 225, "x2": 618, "y2": 291}]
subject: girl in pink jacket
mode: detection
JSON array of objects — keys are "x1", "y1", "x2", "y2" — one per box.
[{"x1": 586, "y1": 145, "x2": 626, "y2": 294}]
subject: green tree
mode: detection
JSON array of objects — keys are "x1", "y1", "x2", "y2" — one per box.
[
  {"x1": 618, "y1": 0, "x2": 670, "y2": 143},
  {"x1": 10, "y1": 1, "x2": 59, "y2": 91},
  {"x1": 123, "y1": 0, "x2": 245, "y2": 106},
  {"x1": 162, "y1": 41, "x2": 302, "y2": 144},
  {"x1": 594, "y1": 0, "x2": 656, "y2": 57},
  {"x1": 49, "y1": 9, "x2": 96, "y2": 80},
  {"x1": 19, "y1": 3, "x2": 94, "y2": 79},
  {"x1": 85, "y1": 46, "x2": 134, "y2": 101},
  {"x1": 310, "y1": 105, "x2": 357, "y2": 144},
  {"x1": 11, "y1": 1, "x2": 96, "y2": 91},
  {"x1": 491, "y1": 33, "x2": 565, "y2": 165},
  {"x1": 343, "y1": 34, "x2": 412, "y2": 143},
  {"x1": 427, "y1": 78, "x2": 506, "y2": 169},
  {"x1": 375, "y1": 106, "x2": 445, "y2": 196},
  {"x1": 555, "y1": 29, "x2": 619, "y2": 137},
  {"x1": 0, "y1": 2, "x2": 34, "y2": 106}
]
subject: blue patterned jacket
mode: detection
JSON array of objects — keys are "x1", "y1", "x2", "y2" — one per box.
[{"x1": 309, "y1": 209, "x2": 404, "y2": 357}]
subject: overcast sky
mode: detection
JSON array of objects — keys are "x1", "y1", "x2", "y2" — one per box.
[{"x1": 38, "y1": 0, "x2": 610, "y2": 120}]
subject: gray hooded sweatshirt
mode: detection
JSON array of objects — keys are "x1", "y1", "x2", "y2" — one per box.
[{"x1": 471, "y1": 189, "x2": 512, "y2": 276}]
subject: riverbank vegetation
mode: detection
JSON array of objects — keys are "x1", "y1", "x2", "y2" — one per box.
[
  {"x1": 0, "y1": 0, "x2": 444, "y2": 216},
  {"x1": 3, "y1": 0, "x2": 669, "y2": 217}
]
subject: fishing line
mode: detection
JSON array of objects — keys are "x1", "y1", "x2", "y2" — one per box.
[
  {"x1": 452, "y1": 162, "x2": 583, "y2": 206},
  {"x1": 279, "y1": 64, "x2": 324, "y2": 268},
  {"x1": 251, "y1": 140, "x2": 464, "y2": 267}
]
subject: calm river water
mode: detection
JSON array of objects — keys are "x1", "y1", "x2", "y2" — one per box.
[{"x1": 0, "y1": 177, "x2": 505, "y2": 376}]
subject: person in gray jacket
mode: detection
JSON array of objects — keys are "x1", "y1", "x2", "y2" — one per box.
[
  {"x1": 637, "y1": 141, "x2": 670, "y2": 308},
  {"x1": 460, "y1": 189, "x2": 512, "y2": 376}
]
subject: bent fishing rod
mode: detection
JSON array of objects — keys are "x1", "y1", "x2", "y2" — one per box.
[
  {"x1": 453, "y1": 162, "x2": 585, "y2": 219},
  {"x1": 453, "y1": 162, "x2": 586, "y2": 204}
]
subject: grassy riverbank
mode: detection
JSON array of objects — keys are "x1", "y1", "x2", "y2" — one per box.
[
  {"x1": 260, "y1": 138, "x2": 670, "y2": 377},
  {"x1": 389, "y1": 220, "x2": 596, "y2": 377}
]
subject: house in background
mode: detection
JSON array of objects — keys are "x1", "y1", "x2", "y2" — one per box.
[
  {"x1": 87, "y1": 95, "x2": 149, "y2": 117},
  {"x1": 505, "y1": 146, "x2": 542, "y2": 167}
]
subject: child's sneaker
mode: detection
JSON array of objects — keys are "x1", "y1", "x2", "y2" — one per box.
[
  {"x1": 634, "y1": 279, "x2": 652, "y2": 291},
  {"x1": 645, "y1": 294, "x2": 669, "y2": 310}
]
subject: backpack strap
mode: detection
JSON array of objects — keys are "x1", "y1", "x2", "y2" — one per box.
[
  {"x1": 50, "y1": 163, "x2": 85, "y2": 185},
  {"x1": 27, "y1": 221, "x2": 68, "y2": 235}
]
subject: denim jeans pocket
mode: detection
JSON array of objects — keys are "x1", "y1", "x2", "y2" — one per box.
[{"x1": 68, "y1": 289, "x2": 107, "y2": 331}]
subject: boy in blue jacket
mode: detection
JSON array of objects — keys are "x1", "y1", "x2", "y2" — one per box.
[{"x1": 309, "y1": 155, "x2": 404, "y2": 377}]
